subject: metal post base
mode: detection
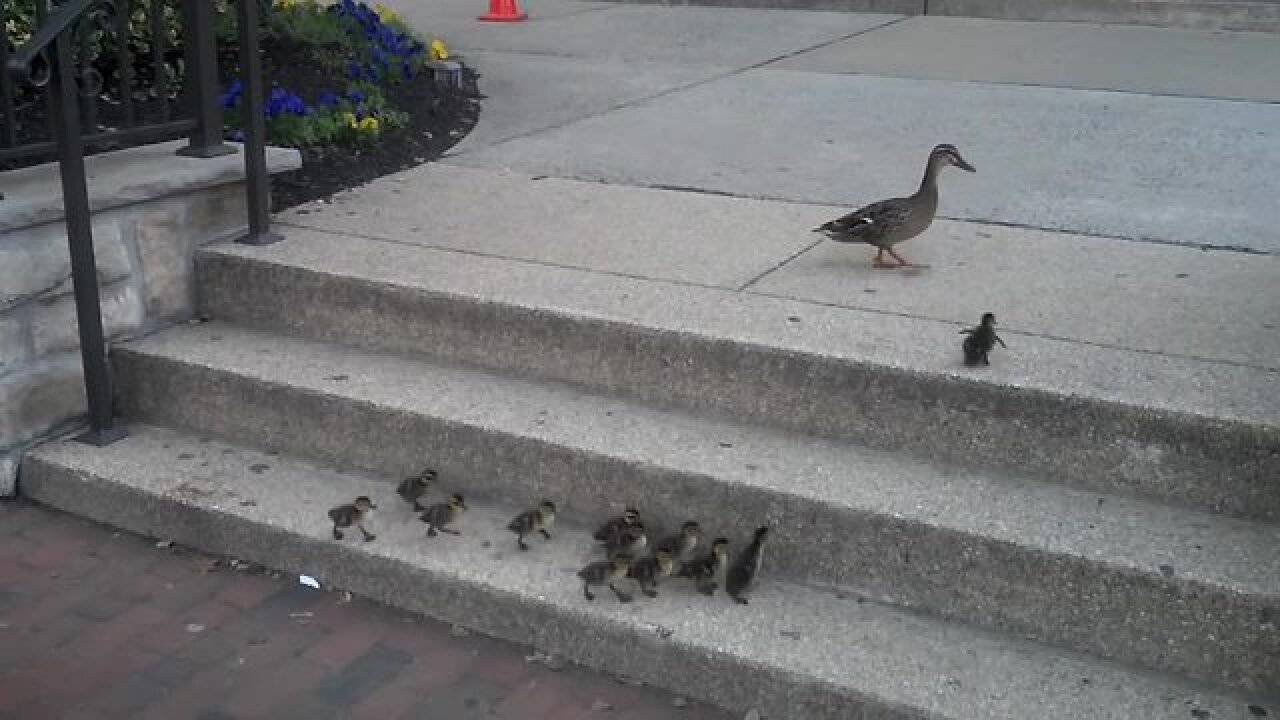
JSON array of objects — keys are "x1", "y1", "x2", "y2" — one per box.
[
  {"x1": 177, "y1": 143, "x2": 237, "y2": 159},
  {"x1": 237, "y1": 229, "x2": 284, "y2": 246},
  {"x1": 75, "y1": 424, "x2": 129, "y2": 447}
]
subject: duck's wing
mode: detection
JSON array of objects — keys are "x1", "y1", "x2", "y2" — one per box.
[{"x1": 814, "y1": 197, "x2": 913, "y2": 245}]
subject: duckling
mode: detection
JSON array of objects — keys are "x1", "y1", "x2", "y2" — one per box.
[
  {"x1": 507, "y1": 500, "x2": 556, "y2": 551},
  {"x1": 678, "y1": 537, "x2": 730, "y2": 596},
  {"x1": 577, "y1": 555, "x2": 634, "y2": 603},
  {"x1": 725, "y1": 527, "x2": 771, "y2": 605},
  {"x1": 396, "y1": 468, "x2": 436, "y2": 512},
  {"x1": 628, "y1": 548, "x2": 676, "y2": 599},
  {"x1": 814, "y1": 144, "x2": 975, "y2": 268},
  {"x1": 655, "y1": 520, "x2": 702, "y2": 569},
  {"x1": 604, "y1": 520, "x2": 648, "y2": 560},
  {"x1": 419, "y1": 493, "x2": 466, "y2": 537},
  {"x1": 328, "y1": 496, "x2": 377, "y2": 542},
  {"x1": 961, "y1": 312, "x2": 1006, "y2": 367},
  {"x1": 593, "y1": 507, "x2": 641, "y2": 544}
]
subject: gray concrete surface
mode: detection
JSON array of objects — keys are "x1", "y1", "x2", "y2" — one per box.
[
  {"x1": 380, "y1": 0, "x2": 1280, "y2": 253},
  {"x1": 288, "y1": 165, "x2": 823, "y2": 288},
  {"x1": 929, "y1": 0, "x2": 1280, "y2": 32},
  {"x1": 21, "y1": 425, "x2": 1278, "y2": 717},
  {"x1": 105, "y1": 320, "x2": 1280, "y2": 691},
  {"x1": 449, "y1": 6, "x2": 902, "y2": 65},
  {"x1": 0, "y1": 141, "x2": 299, "y2": 232},
  {"x1": 198, "y1": 228, "x2": 1280, "y2": 521},
  {"x1": 455, "y1": 51, "x2": 724, "y2": 149},
  {"x1": 772, "y1": 15, "x2": 1280, "y2": 101},
  {"x1": 283, "y1": 166, "x2": 1280, "y2": 370},
  {"x1": 447, "y1": 68, "x2": 1280, "y2": 252},
  {"x1": 591, "y1": 0, "x2": 1280, "y2": 31}
]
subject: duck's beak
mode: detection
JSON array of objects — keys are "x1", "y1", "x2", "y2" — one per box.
[{"x1": 955, "y1": 155, "x2": 976, "y2": 173}]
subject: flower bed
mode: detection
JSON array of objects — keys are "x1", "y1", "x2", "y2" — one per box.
[
  {"x1": 226, "y1": 0, "x2": 480, "y2": 208},
  {"x1": 2, "y1": 0, "x2": 479, "y2": 210}
]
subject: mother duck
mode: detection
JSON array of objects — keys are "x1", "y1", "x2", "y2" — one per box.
[{"x1": 814, "y1": 144, "x2": 975, "y2": 268}]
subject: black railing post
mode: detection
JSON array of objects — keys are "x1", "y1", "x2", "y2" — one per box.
[
  {"x1": 47, "y1": 27, "x2": 127, "y2": 447},
  {"x1": 178, "y1": 0, "x2": 234, "y2": 158},
  {"x1": 235, "y1": 0, "x2": 280, "y2": 245}
]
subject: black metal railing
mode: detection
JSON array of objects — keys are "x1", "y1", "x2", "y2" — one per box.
[{"x1": 4, "y1": 0, "x2": 278, "y2": 447}]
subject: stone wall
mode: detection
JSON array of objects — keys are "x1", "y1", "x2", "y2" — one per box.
[{"x1": 0, "y1": 140, "x2": 300, "y2": 495}]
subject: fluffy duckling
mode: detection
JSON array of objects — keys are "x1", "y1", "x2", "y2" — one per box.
[
  {"x1": 507, "y1": 500, "x2": 556, "y2": 551},
  {"x1": 961, "y1": 312, "x2": 1007, "y2": 367},
  {"x1": 594, "y1": 507, "x2": 641, "y2": 544},
  {"x1": 655, "y1": 520, "x2": 702, "y2": 569},
  {"x1": 578, "y1": 555, "x2": 634, "y2": 603},
  {"x1": 396, "y1": 468, "x2": 436, "y2": 512},
  {"x1": 628, "y1": 548, "x2": 676, "y2": 599},
  {"x1": 604, "y1": 520, "x2": 648, "y2": 560},
  {"x1": 420, "y1": 493, "x2": 466, "y2": 537},
  {"x1": 678, "y1": 537, "x2": 730, "y2": 596},
  {"x1": 726, "y1": 527, "x2": 771, "y2": 605},
  {"x1": 328, "y1": 496, "x2": 376, "y2": 542}
]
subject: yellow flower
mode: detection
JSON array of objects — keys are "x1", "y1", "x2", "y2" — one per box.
[
  {"x1": 374, "y1": 3, "x2": 401, "y2": 23},
  {"x1": 342, "y1": 112, "x2": 358, "y2": 129},
  {"x1": 276, "y1": 0, "x2": 297, "y2": 8},
  {"x1": 430, "y1": 39, "x2": 450, "y2": 61},
  {"x1": 359, "y1": 117, "x2": 380, "y2": 132}
]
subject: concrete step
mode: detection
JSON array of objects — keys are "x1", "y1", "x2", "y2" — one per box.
[
  {"x1": 596, "y1": 0, "x2": 1280, "y2": 32},
  {"x1": 19, "y1": 425, "x2": 1277, "y2": 720},
  {"x1": 195, "y1": 230, "x2": 1280, "y2": 524},
  {"x1": 110, "y1": 322, "x2": 1280, "y2": 693}
]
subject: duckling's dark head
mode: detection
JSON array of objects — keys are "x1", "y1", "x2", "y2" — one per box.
[
  {"x1": 539, "y1": 500, "x2": 557, "y2": 513},
  {"x1": 753, "y1": 526, "x2": 771, "y2": 541},
  {"x1": 355, "y1": 496, "x2": 376, "y2": 511},
  {"x1": 981, "y1": 312, "x2": 996, "y2": 326},
  {"x1": 681, "y1": 521, "x2": 701, "y2": 536},
  {"x1": 417, "y1": 470, "x2": 436, "y2": 486},
  {"x1": 712, "y1": 537, "x2": 730, "y2": 553},
  {"x1": 449, "y1": 494, "x2": 466, "y2": 509},
  {"x1": 932, "y1": 144, "x2": 976, "y2": 173},
  {"x1": 623, "y1": 508, "x2": 640, "y2": 523}
]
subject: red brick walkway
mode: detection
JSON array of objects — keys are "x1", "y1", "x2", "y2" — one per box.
[{"x1": 0, "y1": 500, "x2": 733, "y2": 720}]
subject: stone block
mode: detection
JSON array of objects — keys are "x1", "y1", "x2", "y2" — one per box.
[
  {"x1": 0, "y1": 312, "x2": 31, "y2": 375},
  {"x1": 31, "y1": 282, "x2": 147, "y2": 356},
  {"x1": 0, "y1": 448, "x2": 15, "y2": 496},
  {"x1": 0, "y1": 358, "x2": 86, "y2": 448},
  {"x1": 0, "y1": 220, "x2": 130, "y2": 307},
  {"x1": 187, "y1": 184, "x2": 249, "y2": 246},
  {"x1": 135, "y1": 209, "x2": 193, "y2": 322},
  {"x1": 46, "y1": 221, "x2": 133, "y2": 297}
]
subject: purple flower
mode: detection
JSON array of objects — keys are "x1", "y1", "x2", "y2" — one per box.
[
  {"x1": 348, "y1": 62, "x2": 364, "y2": 80},
  {"x1": 318, "y1": 90, "x2": 340, "y2": 108},
  {"x1": 348, "y1": 89, "x2": 366, "y2": 104},
  {"x1": 220, "y1": 79, "x2": 244, "y2": 109}
]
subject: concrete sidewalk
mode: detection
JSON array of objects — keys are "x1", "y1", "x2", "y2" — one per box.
[{"x1": 392, "y1": 1, "x2": 1280, "y2": 253}]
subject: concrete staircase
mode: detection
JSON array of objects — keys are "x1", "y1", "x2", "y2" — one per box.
[{"x1": 21, "y1": 207, "x2": 1280, "y2": 716}]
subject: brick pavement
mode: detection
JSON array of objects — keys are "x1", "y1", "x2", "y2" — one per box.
[{"x1": 0, "y1": 500, "x2": 734, "y2": 720}]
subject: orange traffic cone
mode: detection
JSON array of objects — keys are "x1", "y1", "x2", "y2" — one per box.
[{"x1": 479, "y1": 0, "x2": 527, "y2": 22}]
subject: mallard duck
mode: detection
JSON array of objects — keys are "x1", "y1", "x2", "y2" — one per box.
[{"x1": 814, "y1": 144, "x2": 975, "y2": 268}]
